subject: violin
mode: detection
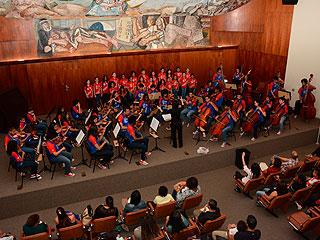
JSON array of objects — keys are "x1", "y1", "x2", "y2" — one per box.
[
  {"x1": 300, "y1": 74, "x2": 316, "y2": 120},
  {"x1": 241, "y1": 108, "x2": 261, "y2": 132},
  {"x1": 270, "y1": 103, "x2": 286, "y2": 126}
]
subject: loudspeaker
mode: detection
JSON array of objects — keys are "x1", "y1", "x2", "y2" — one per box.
[
  {"x1": 282, "y1": 0, "x2": 298, "y2": 5},
  {"x1": 0, "y1": 88, "x2": 28, "y2": 133},
  {"x1": 235, "y1": 148, "x2": 251, "y2": 169}
]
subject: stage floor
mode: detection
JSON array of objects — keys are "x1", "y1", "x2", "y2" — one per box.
[{"x1": 0, "y1": 117, "x2": 319, "y2": 219}]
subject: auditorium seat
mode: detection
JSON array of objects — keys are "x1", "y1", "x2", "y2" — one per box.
[
  {"x1": 165, "y1": 218, "x2": 199, "y2": 240},
  {"x1": 263, "y1": 171, "x2": 282, "y2": 186},
  {"x1": 281, "y1": 165, "x2": 300, "y2": 179},
  {"x1": 299, "y1": 157, "x2": 319, "y2": 173},
  {"x1": 129, "y1": 230, "x2": 166, "y2": 240},
  {"x1": 57, "y1": 222, "x2": 84, "y2": 240},
  {"x1": 120, "y1": 208, "x2": 148, "y2": 226},
  {"x1": 90, "y1": 216, "x2": 117, "y2": 239},
  {"x1": 257, "y1": 192, "x2": 291, "y2": 218},
  {"x1": 148, "y1": 201, "x2": 176, "y2": 218},
  {"x1": 21, "y1": 226, "x2": 52, "y2": 240},
  {"x1": 181, "y1": 194, "x2": 203, "y2": 211},
  {"x1": 235, "y1": 176, "x2": 264, "y2": 199},
  {"x1": 287, "y1": 207, "x2": 320, "y2": 235},
  {"x1": 290, "y1": 186, "x2": 313, "y2": 203},
  {"x1": 196, "y1": 214, "x2": 227, "y2": 234}
]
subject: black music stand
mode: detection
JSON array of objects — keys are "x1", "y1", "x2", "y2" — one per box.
[
  {"x1": 38, "y1": 137, "x2": 50, "y2": 173},
  {"x1": 193, "y1": 126, "x2": 206, "y2": 145},
  {"x1": 112, "y1": 122, "x2": 128, "y2": 161},
  {"x1": 150, "y1": 117, "x2": 165, "y2": 152},
  {"x1": 74, "y1": 130, "x2": 91, "y2": 168}
]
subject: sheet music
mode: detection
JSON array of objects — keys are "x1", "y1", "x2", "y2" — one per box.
[
  {"x1": 76, "y1": 130, "x2": 85, "y2": 145},
  {"x1": 113, "y1": 123, "x2": 121, "y2": 138},
  {"x1": 162, "y1": 114, "x2": 172, "y2": 121},
  {"x1": 85, "y1": 109, "x2": 92, "y2": 125},
  {"x1": 150, "y1": 117, "x2": 159, "y2": 132}
]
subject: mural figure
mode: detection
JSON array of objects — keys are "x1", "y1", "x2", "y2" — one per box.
[{"x1": 86, "y1": 0, "x2": 128, "y2": 16}]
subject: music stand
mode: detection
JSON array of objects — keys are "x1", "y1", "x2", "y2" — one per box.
[
  {"x1": 38, "y1": 137, "x2": 50, "y2": 173},
  {"x1": 74, "y1": 130, "x2": 91, "y2": 168},
  {"x1": 112, "y1": 123, "x2": 128, "y2": 161},
  {"x1": 150, "y1": 117, "x2": 165, "y2": 152},
  {"x1": 85, "y1": 109, "x2": 92, "y2": 125}
]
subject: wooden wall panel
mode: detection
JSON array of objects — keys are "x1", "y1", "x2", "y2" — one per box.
[
  {"x1": 0, "y1": 47, "x2": 237, "y2": 114},
  {"x1": 210, "y1": 0, "x2": 294, "y2": 86}
]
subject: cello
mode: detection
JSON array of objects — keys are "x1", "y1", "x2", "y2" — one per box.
[
  {"x1": 269, "y1": 103, "x2": 286, "y2": 126},
  {"x1": 301, "y1": 74, "x2": 316, "y2": 120},
  {"x1": 210, "y1": 112, "x2": 230, "y2": 137},
  {"x1": 195, "y1": 105, "x2": 212, "y2": 129},
  {"x1": 241, "y1": 70, "x2": 253, "y2": 107},
  {"x1": 241, "y1": 108, "x2": 261, "y2": 132}
]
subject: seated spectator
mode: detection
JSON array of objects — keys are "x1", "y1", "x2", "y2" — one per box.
[
  {"x1": 234, "y1": 215, "x2": 261, "y2": 240},
  {"x1": 94, "y1": 196, "x2": 119, "y2": 219},
  {"x1": 287, "y1": 173, "x2": 306, "y2": 194},
  {"x1": 234, "y1": 152, "x2": 261, "y2": 192},
  {"x1": 0, "y1": 229, "x2": 15, "y2": 240},
  {"x1": 273, "y1": 151, "x2": 299, "y2": 173},
  {"x1": 97, "y1": 230, "x2": 124, "y2": 240},
  {"x1": 212, "y1": 220, "x2": 246, "y2": 240},
  {"x1": 306, "y1": 146, "x2": 320, "y2": 158},
  {"x1": 173, "y1": 177, "x2": 201, "y2": 208},
  {"x1": 166, "y1": 210, "x2": 188, "y2": 234},
  {"x1": 55, "y1": 207, "x2": 78, "y2": 229},
  {"x1": 122, "y1": 190, "x2": 146, "y2": 216},
  {"x1": 22, "y1": 214, "x2": 48, "y2": 236},
  {"x1": 197, "y1": 199, "x2": 221, "y2": 225},
  {"x1": 134, "y1": 215, "x2": 160, "y2": 240},
  {"x1": 261, "y1": 157, "x2": 282, "y2": 178},
  {"x1": 295, "y1": 195, "x2": 320, "y2": 211},
  {"x1": 7, "y1": 140, "x2": 41, "y2": 180},
  {"x1": 306, "y1": 169, "x2": 320, "y2": 186},
  {"x1": 152, "y1": 186, "x2": 174, "y2": 206},
  {"x1": 256, "y1": 181, "x2": 288, "y2": 201}
]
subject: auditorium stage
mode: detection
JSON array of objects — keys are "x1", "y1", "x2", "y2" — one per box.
[{"x1": 0, "y1": 117, "x2": 319, "y2": 220}]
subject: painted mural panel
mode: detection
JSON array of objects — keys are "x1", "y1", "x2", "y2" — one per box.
[{"x1": 0, "y1": 0, "x2": 251, "y2": 19}]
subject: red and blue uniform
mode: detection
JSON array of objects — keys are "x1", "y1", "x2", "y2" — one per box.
[
  {"x1": 139, "y1": 100, "x2": 152, "y2": 115},
  {"x1": 268, "y1": 81, "x2": 279, "y2": 97},
  {"x1": 213, "y1": 72, "x2": 223, "y2": 87},
  {"x1": 186, "y1": 97, "x2": 197, "y2": 111},
  {"x1": 159, "y1": 97, "x2": 170, "y2": 111},
  {"x1": 199, "y1": 102, "x2": 216, "y2": 117},
  {"x1": 126, "y1": 124, "x2": 136, "y2": 144},
  {"x1": 214, "y1": 93, "x2": 224, "y2": 108},
  {"x1": 233, "y1": 72, "x2": 243, "y2": 81},
  {"x1": 135, "y1": 90, "x2": 145, "y2": 101},
  {"x1": 233, "y1": 99, "x2": 246, "y2": 112},
  {"x1": 10, "y1": 152, "x2": 23, "y2": 167},
  {"x1": 26, "y1": 113, "x2": 35, "y2": 123},
  {"x1": 88, "y1": 135, "x2": 100, "y2": 154},
  {"x1": 118, "y1": 113, "x2": 129, "y2": 127},
  {"x1": 46, "y1": 140, "x2": 60, "y2": 160},
  {"x1": 71, "y1": 105, "x2": 81, "y2": 120},
  {"x1": 4, "y1": 133, "x2": 19, "y2": 148}
]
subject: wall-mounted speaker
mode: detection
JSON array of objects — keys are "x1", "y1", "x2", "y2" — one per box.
[{"x1": 282, "y1": 0, "x2": 298, "y2": 5}]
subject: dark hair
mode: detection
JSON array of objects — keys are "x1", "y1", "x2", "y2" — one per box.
[
  {"x1": 130, "y1": 190, "x2": 141, "y2": 206},
  {"x1": 88, "y1": 125, "x2": 99, "y2": 137},
  {"x1": 128, "y1": 115, "x2": 137, "y2": 125},
  {"x1": 279, "y1": 97, "x2": 285, "y2": 102},
  {"x1": 56, "y1": 207, "x2": 72, "y2": 228},
  {"x1": 301, "y1": 78, "x2": 308, "y2": 84},
  {"x1": 7, "y1": 140, "x2": 18, "y2": 155},
  {"x1": 130, "y1": 71, "x2": 136, "y2": 76},
  {"x1": 217, "y1": 67, "x2": 222, "y2": 72},
  {"x1": 26, "y1": 214, "x2": 40, "y2": 227},
  {"x1": 208, "y1": 199, "x2": 217, "y2": 210},
  {"x1": 297, "y1": 173, "x2": 306, "y2": 183},
  {"x1": 314, "y1": 169, "x2": 320, "y2": 177},
  {"x1": 251, "y1": 163, "x2": 261, "y2": 179},
  {"x1": 273, "y1": 76, "x2": 279, "y2": 81},
  {"x1": 215, "y1": 86, "x2": 221, "y2": 92},
  {"x1": 273, "y1": 158, "x2": 282, "y2": 168},
  {"x1": 237, "y1": 220, "x2": 247, "y2": 232},
  {"x1": 46, "y1": 128, "x2": 58, "y2": 140},
  {"x1": 276, "y1": 182, "x2": 288, "y2": 196},
  {"x1": 141, "y1": 216, "x2": 160, "y2": 240},
  {"x1": 158, "y1": 186, "x2": 168, "y2": 197},
  {"x1": 150, "y1": 84, "x2": 156, "y2": 88},
  {"x1": 138, "y1": 83, "x2": 144, "y2": 88},
  {"x1": 105, "y1": 196, "x2": 114, "y2": 208},
  {"x1": 186, "y1": 177, "x2": 198, "y2": 190},
  {"x1": 72, "y1": 99, "x2": 80, "y2": 106},
  {"x1": 246, "y1": 215, "x2": 257, "y2": 229},
  {"x1": 102, "y1": 75, "x2": 107, "y2": 81},
  {"x1": 167, "y1": 210, "x2": 187, "y2": 234}
]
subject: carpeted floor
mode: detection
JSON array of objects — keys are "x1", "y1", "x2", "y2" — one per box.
[{"x1": 0, "y1": 144, "x2": 319, "y2": 239}]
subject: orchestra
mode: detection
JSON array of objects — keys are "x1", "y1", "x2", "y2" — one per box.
[{"x1": 5, "y1": 65, "x2": 317, "y2": 179}]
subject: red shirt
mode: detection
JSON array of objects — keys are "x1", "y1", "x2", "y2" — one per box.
[
  {"x1": 166, "y1": 81, "x2": 172, "y2": 91},
  {"x1": 93, "y1": 82, "x2": 102, "y2": 95},
  {"x1": 186, "y1": 72, "x2": 191, "y2": 80},
  {"x1": 150, "y1": 76, "x2": 158, "y2": 87},
  {"x1": 109, "y1": 87, "x2": 117, "y2": 96},
  {"x1": 180, "y1": 77, "x2": 188, "y2": 88},
  {"x1": 132, "y1": 77, "x2": 138, "y2": 85},
  {"x1": 110, "y1": 77, "x2": 119, "y2": 89},
  {"x1": 189, "y1": 78, "x2": 197, "y2": 89},
  {"x1": 138, "y1": 74, "x2": 149, "y2": 82},
  {"x1": 159, "y1": 84, "x2": 166, "y2": 91},
  {"x1": 120, "y1": 78, "x2": 128, "y2": 88},
  {"x1": 127, "y1": 81, "x2": 136, "y2": 93},
  {"x1": 84, "y1": 85, "x2": 94, "y2": 98},
  {"x1": 174, "y1": 72, "x2": 182, "y2": 80},
  {"x1": 158, "y1": 72, "x2": 166, "y2": 81},
  {"x1": 172, "y1": 80, "x2": 179, "y2": 90},
  {"x1": 102, "y1": 82, "x2": 109, "y2": 94}
]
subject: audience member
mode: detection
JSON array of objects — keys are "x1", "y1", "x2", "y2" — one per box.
[
  {"x1": 287, "y1": 173, "x2": 306, "y2": 194},
  {"x1": 234, "y1": 215, "x2": 261, "y2": 240},
  {"x1": 22, "y1": 214, "x2": 48, "y2": 236},
  {"x1": 261, "y1": 157, "x2": 282, "y2": 178},
  {"x1": 93, "y1": 196, "x2": 119, "y2": 219},
  {"x1": 212, "y1": 220, "x2": 246, "y2": 240},
  {"x1": 306, "y1": 169, "x2": 320, "y2": 186},
  {"x1": 166, "y1": 210, "x2": 188, "y2": 234},
  {"x1": 173, "y1": 177, "x2": 201, "y2": 208},
  {"x1": 272, "y1": 151, "x2": 299, "y2": 173},
  {"x1": 152, "y1": 186, "x2": 174, "y2": 206},
  {"x1": 0, "y1": 229, "x2": 15, "y2": 240},
  {"x1": 197, "y1": 199, "x2": 221, "y2": 225},
  {"x1": 256, "y1": 181, "x2": 288, "y2": 201},
  {"x1": 55, "y1": 207, "x2": 78, "y2": 229},
  {"x1": 122, "y1": 190, "x2": 146, "y2": 216},
  {"x1": 134, "y1": 215, "x2": 160, "y2": 240}
]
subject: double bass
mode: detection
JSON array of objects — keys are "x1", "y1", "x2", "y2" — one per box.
[
  {"x1": 241, "y1": 70, "x2": 253, "y2": 107},
  {"x1": 301, "y1": 74, "x2": 316, "y2": 120},
  {"x1": 220, "y1": 63, "x2": 234, "y2": 101},
  {"x1": 241, "y1": 108, "x2": 261, "y2": 132}
]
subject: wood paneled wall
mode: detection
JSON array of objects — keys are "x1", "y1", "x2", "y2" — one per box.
[
  {"x1": 210, "y1": 0, "x2": 294, "y2": 86},
  {"x1": 0, "y1": 47, "x2": 237, "y2": 114}
]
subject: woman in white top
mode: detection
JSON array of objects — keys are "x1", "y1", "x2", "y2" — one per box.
[
  {"x1": 234, "y1": 152, "x2": 261, "y2": 192},
  {"x1": 152, "y1": 186, "x2": 174, "y2": 206}
]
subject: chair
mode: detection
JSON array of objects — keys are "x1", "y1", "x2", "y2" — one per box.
[
  {"x1": 263, "y1": 171, "x2": 282, "y2": 186},
  {"x1": 130, "y1": 229, "x2": 166, "y2": 240},
  {"x1": 227, "y1": 130, "x2": 237, "y2": 142},
  {"x1": 21, "y1": 226, "x2": 52, "y2": 240},
  {"x1": 45, "y1": 149, "x2": 59, "y2": 180},
  {"x1": 148, "y1": 201, "x2": 176, "y2": 218},
  {"x1": 125, "y1": 147, "x2": 141, "y2": 164},
  {"x1": 90, "y1": 216, "x2": 117, "y2": 239},
  {"x1": 170, "y1": 219, "x2": 199, "y2": 240},
  {"x1": 290, "y1": 186, "x2": 313, "y2": 203},
  {"x1": 120, "y1": 208, "x2": 148, "y2": 226},
  {"x1": 9, "y1": 157, "x2": 30, "y2": 188},
  {"x1": 235, "y1": 176, "x2": 264, "y2": 199},
  {"x1": 309, "y1": 182, "x2": 320, "y2": 196},
  {"x1": 284, "y1": 117, "x2": 291, "y2": 130},
  {"x1": 299, "y1": 158, "x2": 319, "y2": 173},
  {"x1": 281, "y1": 165, "x2": 300, "y2": 179},
  {"x1": 84, "y1": 141, "x2": 109, "y2": 173},
  {"x1": 287, "y1": 207, "x2": 320, "y2": 235},
  {"x1": 57, "y1": 222, "x2": 84, "y2": 240},
  {"x1": 257, "y1": 192, "x2": 291, "y2": 218},
  {"x1": 199, "y1": 214, "x2": 227, "y2": 234},
  {"x1": 181, "y1": 194, "x2": 204, "y2": 211}
]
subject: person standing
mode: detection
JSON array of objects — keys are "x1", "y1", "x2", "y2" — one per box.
[{"x1": 171, "y1": 98, "x2": 184, "y2": 148}]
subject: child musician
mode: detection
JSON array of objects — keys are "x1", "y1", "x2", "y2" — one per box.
[
  {"x1": 135, "y1": 84, "x2": 145, "y2": 102},
  {"x1": 71, "y1": 99, "x2": 86, "y2": 121},
  {"x1": 210, "y1": 103, "x2": 238, "y2": 148},
  {"x1": 268, "y1": 76, "x2": 280, "y2": 99},
  {"x1": 139, "y1": 94, "x2": 153, "y2": 126},
  {"x1": 180, "y1": 72, "x2": 188, "y2": 99},
  {"x1": 180, "y1": 92, "x2": 197, "y2": 127},
  {"x1": 188, "y1": 74, "x2": 197, "y2": 94},
  {"x1": 102, "y1": 76, "x2": 109, "y2": 104},
  {"x1": 268, "y1": 97, "x2": 288, "y2": 135},
  {"x1": 93, "y1": 77, "x2": 102, "y2": 105},
  {"x1": 84, "y1": 79, "x2": 94, "y2": 109},
  {"x1": 127, "y1": 76, "x2": 136, "y2": 100},
  {"x1": 293, "y1": 78, "x2": 316, "y2": 118},
  {"x1": 172, "y1": 75, "x2": 179, "y2": 99},
  {"x1": 233, "y1": 94, "x2": 246, "y2": 128},
  {"x1": 126, "y1": 115, "x2": 151, "y2": 166},
  {"x1": 213, "y1": 67, "x2": 223, "y2": 88},
  {"x1": 232, "y1": 66, "x2": 244, "y2": 85}
]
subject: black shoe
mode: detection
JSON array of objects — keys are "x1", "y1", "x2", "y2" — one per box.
[{"x1": 234, "y1": 187, "x2": 241, "y2": 193}]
